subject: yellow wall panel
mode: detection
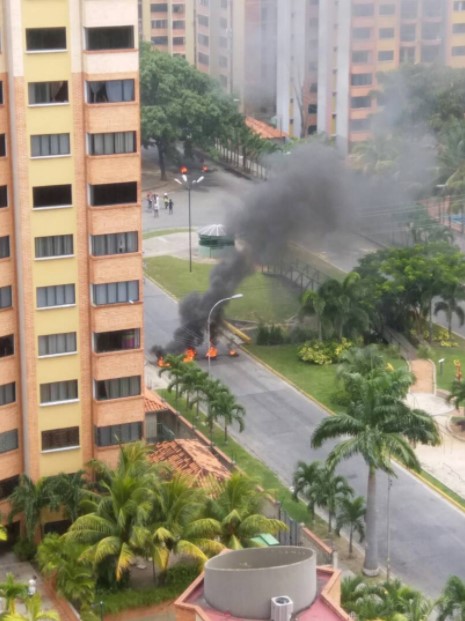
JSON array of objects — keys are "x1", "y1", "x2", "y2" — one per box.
[
  {"x1": 22, "y1": 0, "x2": 69, "y2": 28},
  {"x1": 39, "y1": 403, "x2": 82, "y2": 430},
  {"x1": 27, "y1": 107, "x2": 73, "y2": 134},
  {"x1": 37, "y1": 354, "x2": 80, "y2": 383},
  {"x1": 29, "y1": 158, "x2": 74, "y2": 186},
  {"x1": 31, "y1": 210, "x2": 78, "y2": 236},
  {"x1": 33, "y1": 257, "x2": 77, "y2": 284},
  {"x1": 39, "y1": 449, "x2": 83, "y2": 477},
  {"x1": 35, "y1": 306, "x2": 79, "y2": 333},
  {"x1": 24, "y1": 54, "x2": 70, "y2": 82}
]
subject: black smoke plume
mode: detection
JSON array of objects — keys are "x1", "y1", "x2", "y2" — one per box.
[{"x1": 162, "y1": 140, "x2": 433, "y2": 353}]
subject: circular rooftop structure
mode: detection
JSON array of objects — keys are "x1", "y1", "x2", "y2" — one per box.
[{"x1": 204, "y1": 546, "x2": 316, "y2": 619}]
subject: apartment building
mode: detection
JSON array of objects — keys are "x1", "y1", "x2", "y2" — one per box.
[
  {"x1": 139, "y1": 0, "x2": 195, "y2": 62},
  {"x1": 0, "y1": 0, "x2": 144, "y2": 503}
]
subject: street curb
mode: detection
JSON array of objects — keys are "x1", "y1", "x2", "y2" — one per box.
[
  {"x1": 144, "y1": 274, "x2": 179, "y2": 303},
  {"x1": 408, "y1": 468, "x2": 465, "y2": 514}
]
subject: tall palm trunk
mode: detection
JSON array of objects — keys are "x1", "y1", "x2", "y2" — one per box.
[{"x1": 363, "y1": 467, "x2": 379, "y2": 576}]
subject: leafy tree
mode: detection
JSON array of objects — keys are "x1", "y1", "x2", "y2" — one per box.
[
  {"x1": 447, "y1": 379, "x2": 465, "y2": 410},
  {"x1": 140, "y1": 43, "x2": 245, "y2": 179},
  {"x1": 335, "y1": 495, "x2": 366, "y2": 556},
  {"x1": 0, "y1": 574, "x2": 28, "y2": 614},
  {"x1": 4, "y1": 593, "x2": 60, "y2": 621},
  {"x1": 437, "y1": 575, "x2": 465, "y2": 621},
  {"x1": 311, "y1": 363, "x2": 440, "y2": 575},
  {"x1": 350, "y1": 133, "x2": 400, "y2": 176},
  {"x1": 434, "y1": 282, "x2": 465, "y2": 339},
  {"x1": 299, "y1": 290, "x2": 326, "y2": 341}
]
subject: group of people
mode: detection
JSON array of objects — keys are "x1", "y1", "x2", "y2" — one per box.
[{"x1": 146, "y1": 192, "x2": 173, "y2": 217}]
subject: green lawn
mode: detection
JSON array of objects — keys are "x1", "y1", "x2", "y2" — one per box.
[
  {"x1": 143, "y1": 228, "x2": 189, "y2": 240},
  {"x1": 144, "y1": 256, "x2": 300, "y2": 323}
]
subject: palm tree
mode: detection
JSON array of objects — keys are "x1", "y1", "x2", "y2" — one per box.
[
  {"x1": 437, "y1": 575, "x2": 465, "y2": 621},
  {"x1": 136, "y1": 474, "x2": 223, "y2": 583},
  {"x1": 311, "y1": 368, "x2": 440, "y2": 576},
  {"x1": 317, "y1": 273, "x2": 370, "y2": 340},
  {"x1": 209, "y1": 390, "x2": 246, "y2": 442},
  {"x1": 9, "y1": 475, "x2": 61, "y2": 542},
  {"x1": 292, "y1": 461, "x2": 326, "y2": 524},
  {"x1": 300, "y1": 290, "x2": 326, "y2": 341},
  {"x1": 199, "y1": 473, "x2": 286, "y2": 549},
  {"x1": 0, "y1": 573, "x2": 28, "y2": 614},
  {"x1": 335, "y1": 495, "x2": 366, "y2": 556},
  {"x1": 202, "y1": 378, "x2": 230, "y2": 441},
  {"x1": 448, "y1": 379, "x2": 465, "y2": 411},
  {"x1": 4, "y1": 594, "x2": 60, "y2": 621},
  {"x1": 350, "y1": 133, "x2": 399, "y2": 176},
  {"x1": 434, "y1": 283, "x2": 465, "y2": 339},
  {"x1": 47, "y1": 471, "x2": 87, "y2": 523},
  {"x1": 179, "y1": 365, "x2": 207, "y2": 410},
  {"x1": 37, "y1": 533, "x2": 95, "y2": 610}
]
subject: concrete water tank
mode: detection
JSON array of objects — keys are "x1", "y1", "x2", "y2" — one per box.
[{"x1": 204, "y1": 546, "x2": 316, "y2": 619}]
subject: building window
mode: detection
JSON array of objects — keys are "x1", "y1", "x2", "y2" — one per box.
[
  {"x1": 352, "y1": 27, "x2": 371, "y2": 40},
  {"x1": 33, "y1": 184, "x2": 72, "y2": 209},
  {"x1": 173, "y1": 20, "x2": 185, "y2": 29},
  {"x1": 0, "y1": 286, "x2": 12, "y2": 309},
  {"x1": 172, "y1": 36, "x2": 185, "y2": 46},
  {"x1": 0, "y1": 236, "x2": 10, "y2": 259},
  {"x1": 0, "y1": 430, "x2": 18, "y2": 454},
  {"x1": 172, "y1": 4, "x2": 185, "y2": 13},
  {"x1": 29, "y1": 81, "x2": 68, "y2": 105},
  {"x1": 26, "y1": 28, "x2": 66, "y2": 51},
  {"x1": 89, "y1": 182, "x2": 137, "y2": 206},
  {"x1": 219, "y1": 55, "x2": 228, "y2": 68},
  {"x1": 421, "y1": 46, "x2": 439, "y2": 62},
  {"x1": 422, "y1": 23, "x2": 440, "y2": 40},
  {"x1": 0, "y1": 135, "x2": 6, "y2": 157},
  {"x1": 35, "y1": 235, "x2": 73, "y2": 259},
  {"x1": 0, "y1": 82, "x2": 3, "y2": 105},
  {"x1": 40, "y1": 380, "x2": 78, "y2": 405},
  {"x1": 95, "y1": 422, "x2": 143, "y2": 447},
  {"x1": 351, "y1": 96, "x2": 372, "y2": 109},
  {"x1": 38, "y1": 332, "x2": 77, "y2": 357},
  {"x1": 353, "y1": 4, "x2": 374, "y2": 16},
  {"x1": 152, "y1": 19, "x2": 168, "y2": 28},
  {"x1": 379, "y1": 4, "x2": 395, "y2": 14},
  {"x1": 85, "y1": 26, "x2": 134, "y2": 51},
  {"x1": 308, "y1": 103, "x2": 318, "y2": 114},
  {"x1": 453, "y1": 23, "x2": 465, "y2": 33},
  {"x1": 452, "y1": 46, "x2": 465, "y2": 56},
  {"x1": 198, "y1": 15, "x2": 209, "y2": 26},
  {"x1": 91, "y1": 232, "x2": 138, "y2": 256},
  {"x1": 197, "y1": 33, "x2": 209, "y2": 46},
  {"x1": 0, "y1": 186, "x2": 7, "y2": 208},
  {"x1": 152, "y1": 36, "x2": 169, "y2": 45},
  {"x1": 95, "y1": 376, "x2": 141, "y2": 401},
  {"x1": 88, "y1": 131, "x2": 136, "y2": 156},
  {"x1": 37, "y1": 284, "x2": 75, "y2": 308},
  {"x1": 379, "y1": 28, "x2": 394, "y2": 39},
  {"x1": 0, "y1": 475, "x2": 20, "y2": 499},
  {"x1": 400, "y1": 47, "x2": 415, "y2": 63},
  {"x1": 31, "y1": 134, "x2": 70, "y2": 158},
  {"x1": 92, "y1": 280, "x2": 139, "y2": 305},
  {"x1": 198, "y1": 52, "x2": 209, "y2": 65},
  {"x1": 0, "y1": 382, "x2": 15, "y2": 406},
  {"x1": 86, "y1": 80, "x2": 135, "y2": 103},
  {"x1": 454, "y1": 1, "x2": 465, "y2": 10},
  {"x1": 42, "y1": 427, "x2": 79, "y2": 451},
  {"x1": 400, "y1": 24, "x2": 416, "y2": 41},
  {"x1": 0, "y1": 335, "x2": 14, "y2": 357},
  {"x1": 351, "y1": 73, "x2": 373, "y2": 86},
  {"x1": 352, "y1": 50, "x2": 371, "y2": 63},
  {"x1": 350, "y1": 118, "x2": 371, "y2": 131},
  {"x1": 307, "y1": 125, "x2": 317, "y2": 135},
  {"x1": 378, "y1": 50, "x2": 394, "y2": 61},
  {"x1": 94, "y1": 328, "x2": 140, "y2": 353},
  {"x1": 401, "y1": 0, "x2": 417, "y2": 18},
  {"x1": 151, "y1": 3, "x2": 168, "y2": 10}
]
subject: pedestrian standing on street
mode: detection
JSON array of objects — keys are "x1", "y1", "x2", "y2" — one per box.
[
  {"x1": 28, "y1": 576, "x2": 37, "y2": 597},
  {"x1": 163, "y1": 193, "x2": 169, "y2": 210},
  {"x1": 146, "y1": 192, "x2": 153, "y2": 212},
  {"x1": 154, "y1": 193, "x2": 160, "y2": 217},
  {"x1": 168, "y1": 198, "x2": 173, "y2": 214}
]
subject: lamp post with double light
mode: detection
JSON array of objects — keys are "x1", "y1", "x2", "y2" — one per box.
[
  {"x1": 174, "y1": 172, "x2": 204, "y2": 272},
  {"x1": 207, "y1": 294, "x2": 243, "y2": 375}
]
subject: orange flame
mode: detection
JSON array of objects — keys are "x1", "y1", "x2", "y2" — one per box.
[
  {"x1": 157, "y1": 356, "x2": 170, "y2": 368},
  {"x1": 206, "y1": 344, "x2": 218, "y2": 360},
  {"x1": 183, "y1": 347, "x2": 197, "y2": 363}
]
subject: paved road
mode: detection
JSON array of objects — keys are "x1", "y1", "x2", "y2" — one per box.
[{"x1": 144, "y1": 276, "x2": 465, "y2": 598}]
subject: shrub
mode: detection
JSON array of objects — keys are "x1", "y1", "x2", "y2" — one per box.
[
  {"x1": 13, "y1": 537, "x2": 37, "y2": 561},
  {"x1": 417, "y1": 344, "x2": 434, "y2": 360},
  {"x1": 298, "y1": 339, "x2": 354, "y2": 366},
  {"x1": 256, "y1": 324, "x2": 286, "y2": 345}
]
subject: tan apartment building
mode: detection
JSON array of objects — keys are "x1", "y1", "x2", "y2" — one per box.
[
  {"x1": 139, "y1": 0, "x2": 195, "y2": 62},
  {"x1": 0, "y1": 0, "x2": 145, "y2": 508}
]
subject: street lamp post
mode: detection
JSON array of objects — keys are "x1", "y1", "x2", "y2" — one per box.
[
  {"x1": 207, "y1": 294, "x2": 243, "y2": 375},
  {"x1": 174, "y1": 173, "x2": 204, "y2": 272},
  {"x1": 386, "y1": 475, "x2": 393, "y2": 581}
]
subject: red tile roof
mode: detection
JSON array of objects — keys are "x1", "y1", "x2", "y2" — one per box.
[
  {"x1": 246, "y1": 116, "x2": 287, "y2": 141},
  {"x1": 144, "y1": 388, "x2": 173, "y2": 413},
  {"x1": 149, "y1": 439, "x2": 231, "y2": 486}
]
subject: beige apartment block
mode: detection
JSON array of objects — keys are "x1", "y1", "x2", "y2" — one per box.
[{"x1": 0, "y1": 0, "x2": 145, "y2": 522}]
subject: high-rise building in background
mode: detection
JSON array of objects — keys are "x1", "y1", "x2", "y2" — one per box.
[
  {"x1": 0, "y1": 0, "x2": 144, "y2": 503},
  {"x1": 141, "y1": 0, "x2": 465, "y2": 151}
]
